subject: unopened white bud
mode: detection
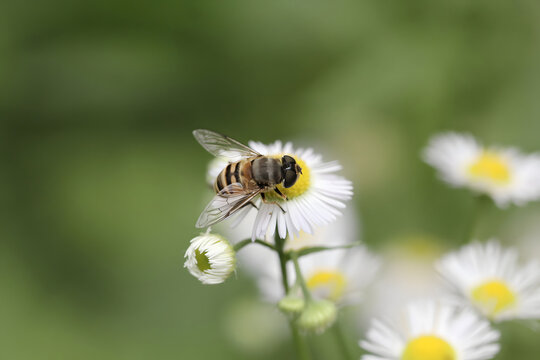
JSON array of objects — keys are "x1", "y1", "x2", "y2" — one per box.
[{"x1": 184, "y1": 232, "x2": 235, "y2": 284}]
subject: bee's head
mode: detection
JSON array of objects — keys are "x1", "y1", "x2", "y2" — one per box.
[{"x1": 281, "y1": 155, "x2": 303, "y2": 188}]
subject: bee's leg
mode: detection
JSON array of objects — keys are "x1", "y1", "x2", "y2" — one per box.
[
  {"x1": 248, "y1": 201, "x2": 259, "y2": 210},
  {"x1": 273, "y1": 187, "x2": 287, "y2": 200},
  {"x1": 261, "y1": 192, "x2": 286, "y2": 214}
]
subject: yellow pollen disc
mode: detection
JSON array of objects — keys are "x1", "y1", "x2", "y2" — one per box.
[
  {"x1": 471, "y1": 280, "x2": 516, "y2": 316},
  {"x1": 468, "y1": 151, "x2": 511, "y2": 184},
  {"x1": 266, "y1": 156, "x2": 311, "y2": 201},
  {"x1": 306, "y1": 270, "x2": 347, "y2": 302},
  {"x1": 402, "y1": 335, "x2": 456, "y2": 360}
]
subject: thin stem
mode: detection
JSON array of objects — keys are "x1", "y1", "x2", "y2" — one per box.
[
  {"x1": 289, "y1": 242, "x2": 362, "y2": 259},
  {"x1": 289, "y1": 321, "x2": 310, "y2": 360},
  {"x1": 462, "y1": 195, "x2": 490, "y2": 244},
  {"x1": 332, "y1": 319, "x2": 353, "y2": 360},
  {"x1": 254, "y1": 239, "x2": 277, "y2": 251},
  {"x1": 275, "y1": 233, "x2": 311, "y2": 360},
  {"x1": 290, "y1": 251, "x2": 313, "y2": 302},
  {"x1": 275, "y1": 233, "x2": 290, "y2": 293},
  {"x1": 233, "y1": 238, "x2": 277, "y2": 252}
]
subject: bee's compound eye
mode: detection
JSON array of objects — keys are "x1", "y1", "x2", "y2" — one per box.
[
  {"x1": 283, "y1": 169, "x2": 299, "y2": 188},
  {"x1": 282, "y1": 155, "x2": 296, "y2": 167}
]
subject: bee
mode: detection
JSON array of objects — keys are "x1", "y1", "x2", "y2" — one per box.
[{"x1": 193, "y1": 129, "x2": 303, "y2": 228}]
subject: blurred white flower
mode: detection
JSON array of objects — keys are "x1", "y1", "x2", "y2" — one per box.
[
  {"x1": 235, "y1": 243, "x2": 285, "y2": 302},
  {"x1": 205, "y1": 140, "x2": 353, "y2": 240},
  {"x1": 423, "y1": 132, "x2": 540, "y2": 207},
  {"x1": 292, "y1": 246, "x2": 379, "y2": 305},
  {"x1": 360, "y1": 300, "x2": 500, "y2": 360},
  {"x1": 184, "y1": 232, "x2": 236, "y2": 284},
  {"x1": 361, "y1": 236, "x2": 446, "y2": 324},
  {"x1": 436, "y1": 240, "x2": 540, "y2": 321},
  {"x1": 232, "y1": 206, "x2": 360, "y2": 303}
]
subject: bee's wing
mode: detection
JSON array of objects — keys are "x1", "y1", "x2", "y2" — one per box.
[
  {"x1": 195, "y1": 183, "x2": 262, "y2": 228},
  {"x1": 193, "y1": 129, "x2": 261, "y2": 161}
]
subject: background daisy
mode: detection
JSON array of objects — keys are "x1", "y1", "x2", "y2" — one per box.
[
  {"x1": 360, "y1": 300, "x2": 500, "y2": 360},
  {"x1": 423, "y1": 132, "x2": 540, "y2": 207},
  {"x1": 233, "y1": 206, "x2": 360, "y2": 302},
  {"x1": 436, "y1": 240, "x2": 540, "y2": 321},
  {"x1": 291, "y1": 246, "x2": 379, "y2": 305}
]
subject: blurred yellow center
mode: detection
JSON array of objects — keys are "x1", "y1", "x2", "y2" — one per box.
[
  {"x1": 306, "y1": 270, "x2": 346, "y2": 301},
  {"x1": 402, "y1": 335, "x2": 455, "y2": 360},
  {"x1": 266, "y1": 156, "x2": 310, "y2": 201},
  {"x1": 471, "y1": 280, "x2": 516, "y2": 316},
  {"x1": 195, "y1": 249, "x2": 211, "y2": 272},
  {"x1": 468, "y1": 152, "x2": 510, "y2": 184}
]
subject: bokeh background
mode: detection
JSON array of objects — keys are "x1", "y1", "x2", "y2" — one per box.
[{"x1": 2, "y1": 1, "x2": 540, "y2": 359}]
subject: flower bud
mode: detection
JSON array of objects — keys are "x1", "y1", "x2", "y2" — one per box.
[
  {"x1": 184, "y1": 232, "x2": 235, "y2": 284},
  {"x1": 278, "y1": 294, "x2": 305, "y2": 314},
  {"x1": 297, "y1": 299, "x2": 337, "y2": 334}
]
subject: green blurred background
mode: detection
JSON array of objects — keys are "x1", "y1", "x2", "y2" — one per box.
[{"x1": 2, "y1": 1, "x2": 540, "y2": 359}]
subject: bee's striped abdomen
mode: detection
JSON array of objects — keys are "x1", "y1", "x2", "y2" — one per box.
[{"x1": 214, "y1": 160, "x2": 250, "y2": 194}]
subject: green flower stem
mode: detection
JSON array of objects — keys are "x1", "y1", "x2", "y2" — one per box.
[
  {"x1": 290, "y1": 251, "x2": 313, "y2": 303},
  {"x1": 275, "y1": 233, "x2": 311, "y2": 360},
  {"x1": 233, "y1": 239, "x2": 277, "y2": 252},
  {"x1": 332, "y1": 319, "x2": 353, "y2": 360},
  {"x1": 288, "y1": 242, "x2": 362, "y2": 259},
  {"x1": 462, "y1": 195, "x2": 491, "y2": 244},
  {"x1": 275, "y1": 234, "x2": 290, "y2": 293},
  {"x1": 289, "y1": 321, "x2": 310, "y2": 360}
]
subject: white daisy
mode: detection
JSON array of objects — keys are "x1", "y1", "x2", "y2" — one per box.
[
  {"x1": 436, "y1": 240, "x2": 540, "y2": 321},
  {"x1": 248, "y1": 140, "x2": 352, "y2": 240},
  {"x1": 422, "y1": 132, "x2": 540, "y2": 207},
  {"x1": 360, "y1": 300, "x2": 500, "y2": 360},
  {"x1": 292, "y1": 246, "x2": 379, "y2": 305},
  {"x1": 206, "y1": 140, "x2": 353, "y2": 241},
  {"x1": 184, "y1": 231, "x2": 236, "y2": 284},
  {"x1": 231, "y1": 207, "x2": 360, "y2": 302}
]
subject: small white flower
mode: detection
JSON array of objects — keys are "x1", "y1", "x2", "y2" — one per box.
[
  {"x1": 293, "y1": 246, "x2": 379, "y2": 305},
  {"x1": 360, "y1": 300, "x2": 500, "y2": 360},
  {"x1": 233, "y1": 207, "x2": 360, "y2": 302},
  {"x1": 423, "y1": 132, "x2": 540, "y2": 207},
  {"x1": 436, "y1": 240, "x2": 540, "y2": 321},
  {"x1": 207, "y1": 140, "x2": 353, "y2": 240},
  {"x1": 248, "y1": 140, "x2": 353, "y2": 240},
  {"x1": 184, "y1": 232, "x2": 236, "y2": 284}
]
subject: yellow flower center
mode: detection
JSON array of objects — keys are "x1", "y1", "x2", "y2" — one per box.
[
  {"x1": 468, "y1": 151, "x2": 511, "y2": 184},
  {"x1": 471, "y1": 280, "x2": 516, "y2": 317},
  {"x1": 265, "y1": 156, "x2": 311, "y2": 201},
  {"x1": 402, "y1": 335, "x2": 456, "y2": 360},
  {"x1": 195, "y1": 249, "x2": 211, "y2": 272},
  {"x1": 306, "y1": 270, "x2": 347, "y2": 301}
]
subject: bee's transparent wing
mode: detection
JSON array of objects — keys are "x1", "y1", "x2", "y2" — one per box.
[
  {"x1": 195, "y1": 183, "x2": 261, "y2": 228},
  {"x1": 193, "y1": 129, "x2": 261, "y2": 161}
]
